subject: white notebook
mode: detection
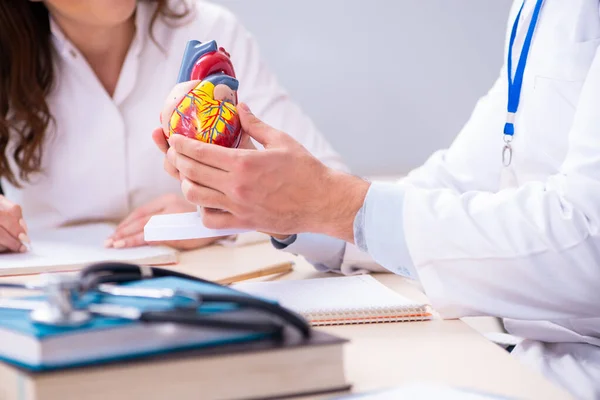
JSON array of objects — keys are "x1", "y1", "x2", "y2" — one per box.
[
  {"x1": 0, "y1": 224, "x2": 178, "y2": 276},
  {"x1": 234, "y1": 275, "x2": 432, "y2": 326}
]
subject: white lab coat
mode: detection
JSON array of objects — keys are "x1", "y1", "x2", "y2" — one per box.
[
  {"x1": 2, "y1": 0, "x2": 346, "y2": 230},
  {"x1": 281, "y1": 1, "x2": 600, "y2": 398}
]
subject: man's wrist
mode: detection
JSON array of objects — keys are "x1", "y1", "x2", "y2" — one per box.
[
  {"x1": 317, "y1": 171, "x2": 370, "y2": 243},
  {"x1": 271, "y1": 234, "x2": 298, "y2": 249}
]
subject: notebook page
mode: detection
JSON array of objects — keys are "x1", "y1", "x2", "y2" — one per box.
[
  {"x1": 0, "y1": 224, "x2": 177, "y2": 272},
  {"x1": 234, "y1": 275, "x2": 423, "y2": 314}
]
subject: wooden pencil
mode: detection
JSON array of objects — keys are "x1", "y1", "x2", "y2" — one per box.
[{"x1": 216, "y1": 261, "x2": 295, "y2": 285}]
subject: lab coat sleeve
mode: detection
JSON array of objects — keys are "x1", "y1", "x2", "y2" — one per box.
[
  {"x1": 370, "y1": 48, "x2": 600, "y2": 321},
  {"x1": 273, "y1": 233, "x2": 388, "y2": 275},
  {"x1": 214, "y1": 7, "x2": 348, "y2": 172},
  {"x1": 354, "y1": 182, "x2": 418, "y2": 279}
]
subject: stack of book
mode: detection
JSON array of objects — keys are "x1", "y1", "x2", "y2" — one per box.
[{"x1": 0, "y1": 277, "x2": 349, "y2": 400}]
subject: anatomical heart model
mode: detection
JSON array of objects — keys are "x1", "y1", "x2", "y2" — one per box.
[{"x1": 161, "y1": 40, "x2": 242, "y2": 148}]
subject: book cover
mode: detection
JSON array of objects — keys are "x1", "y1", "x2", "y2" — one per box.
[{"x1": 0, "y1": 277, "x2": 276, "y2": 370}]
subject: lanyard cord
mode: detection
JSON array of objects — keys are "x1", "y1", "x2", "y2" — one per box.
[{"x1": 503, "y1": 0, "x2": 544, "y2": 166}]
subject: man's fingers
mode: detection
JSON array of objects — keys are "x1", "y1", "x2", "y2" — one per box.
[
  {"x1": 237, "y1": 103, "x2": 280, "y2": 148},
  {"x1": 181, "y1": 179, "x2": 231, "y2": 210},
  {"x1": 111, "y1": 232, "x2": 146, "y2": 249},
  {"x1": 167, "y1": 148, "x2": 228, "y2": 190},
  {"x1": 152, "y1": 127, "x2": 169, "y2": 154},
  {"x1": 163, "y1": 157, "x2": 180, "y2": 180},
  {"x1": 168, "y1": 135, "x2": 237, "y2": 172},
  {"x1": 237, "y1": 132, "x2": 257, "y2": 150},
  {"x1": 200, "y1": 208, "x2": 248, "y2": 230}
]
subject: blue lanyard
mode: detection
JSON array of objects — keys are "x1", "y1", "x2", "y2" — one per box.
[{"x1": 502, "y1": 0, "x2": 544, "y2": 166}]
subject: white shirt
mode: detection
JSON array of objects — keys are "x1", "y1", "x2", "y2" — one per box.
[
  {"x1": 2, "y1": 0, "x2": 347, "y2": 230},
  {"x1": 278, "y1": 1, "x2": 600, "y2": 398}
]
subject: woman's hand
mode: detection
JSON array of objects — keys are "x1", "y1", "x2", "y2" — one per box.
[
  {"x1": 0, "y1": 196, "x2": 29, "y2": 253},
  {"x1": 106, "y1": 193, "x2": 220, "y2": 250}
]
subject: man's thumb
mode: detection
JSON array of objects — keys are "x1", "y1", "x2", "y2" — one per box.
[{"x1": 237, "y1": 103, "x2": 277, "y2": 147}]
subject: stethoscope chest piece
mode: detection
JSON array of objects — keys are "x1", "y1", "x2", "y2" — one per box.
[
  {"x1": 30, "y1": 304, "x2": 91, "y2": 327},
  {"x1": 27, "y1": 273, "x2": 91, "y2": 327}
]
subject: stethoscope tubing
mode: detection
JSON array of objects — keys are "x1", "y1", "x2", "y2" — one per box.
[{"x1": 80, "y1": 262, "x2": 311, "y2": 338}]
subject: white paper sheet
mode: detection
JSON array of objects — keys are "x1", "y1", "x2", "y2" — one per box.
[
  {"x1": 0, "y1": 224, "x2": 177, "y2": 275},
  {"x1": 144, "y1": 212, "x2": 249, "y2": 241}
]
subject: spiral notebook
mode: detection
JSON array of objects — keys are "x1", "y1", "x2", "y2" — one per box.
[{"x1": 234, "y1": 275, "x2": 432, "y2": 326}]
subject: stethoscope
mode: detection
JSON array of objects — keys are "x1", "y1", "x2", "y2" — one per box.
[{"x1": 0, "y1": 262, "x2": 311, "y2": 338}]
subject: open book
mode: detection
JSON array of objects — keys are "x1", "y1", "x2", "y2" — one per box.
[
  {"x1": 235, "y1": 275, "x2": 432, "y2": 326},
  {"x1": 0, "y1": 224, "x2": 177, "y2": 276}
]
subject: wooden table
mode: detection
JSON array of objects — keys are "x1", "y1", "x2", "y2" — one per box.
[
  {"x1": 173, "y1": 241, "x2": 571, "y2": 400},
  {"x1": 0, "y1": 241, "x2": 572, "y2": 399}
]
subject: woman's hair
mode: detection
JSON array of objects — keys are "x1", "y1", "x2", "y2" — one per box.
[{"x1": 0, "y1": 0, "x2": 188, "y2": 187}]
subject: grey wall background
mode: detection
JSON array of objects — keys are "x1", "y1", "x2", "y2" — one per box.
[{"x1": 214, "y1": 0, "x2": 513, "y2": 176}]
